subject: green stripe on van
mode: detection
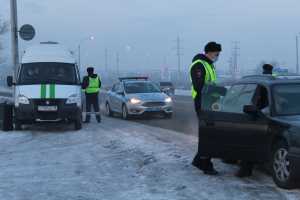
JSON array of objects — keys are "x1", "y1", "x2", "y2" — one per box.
[
  {"x1": 41, "y1": 84, "x2": 46, "y2": 99},
  {"x1": 50, "y1": 84, "x2": 55, "y2": 98}
]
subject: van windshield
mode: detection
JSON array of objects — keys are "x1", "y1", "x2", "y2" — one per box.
[{"x1": 18, "y1": 62, "x2": 78, "y2": 85}]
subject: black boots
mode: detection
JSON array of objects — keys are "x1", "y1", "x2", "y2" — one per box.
[
  {"x1": 96, "y1": 115, "x2": 101, "y2": 123},
  {"x1": 192, "y1": 157, "x2": 218, "y2": 175},
  {"x1": 84, "y1": 115, "x2": 91, "y2": 123},
  {"x1": 84, "y1": 115, "x2": 101, "y2": 123},
  {"x1": 236, "y1": 161, "x2": 254, "y2": 178}
]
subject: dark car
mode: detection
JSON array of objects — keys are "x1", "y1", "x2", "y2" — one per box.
[
  {"x1": 158, "y1": 82, "x2": 175, "y2": 96},
  {"x1": 199, "y1": 75, "x2": 300, "y2": 189}
]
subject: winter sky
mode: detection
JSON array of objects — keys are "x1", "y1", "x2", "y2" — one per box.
[{"x1": 0, "y1": 0, "x2": 300, "y2": 73}]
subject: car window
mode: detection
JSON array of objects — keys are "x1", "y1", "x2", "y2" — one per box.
[
  {"x1": 273, "y1": 84, "x2": 300, "y2": 115},
  {"x1": 117, "y1": 83, "x2": 124, "y2": 93},
  {"x1": 201, "y1": 84, "x2": 229, "y2": 111},
  {"x1": 252, "y1": 85, "x2": 270, "y2": 113},
  {"x1": 160, "y1": 82, "x2": 173, "y2": 87},
  {"x1": 221, "y1": 85, "x2": 245, "y2": 109},
  {"x1": 111, "y1": 84, "x2": 117, "y2": 92},
  {"x1": 124, "y1": 81, "x2": 161, "y2": 94},
  {"x1": 221, "y1": 84, "x2": 257, "y2": 113}
]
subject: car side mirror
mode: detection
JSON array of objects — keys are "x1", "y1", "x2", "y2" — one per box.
[
  {"x1": 7, "y1": 76, "x2": 14, "y2": 87},
  {"x1": 243, "y1": 105, "x2": 258, "y2": 115}
]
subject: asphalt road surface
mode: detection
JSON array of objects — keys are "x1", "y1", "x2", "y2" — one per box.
[{"x1": 131, "y1": 95, "x2": 198, "y2": 136}]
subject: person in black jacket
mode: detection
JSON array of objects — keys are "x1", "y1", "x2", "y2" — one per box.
[
  {"x1": 262, "y1": 64, "x2": 274, "y2": 75},
  {"x1": 190, "y1": 42, "x2": 222, "y2": 175},
  {"x1": 82, "y1": 67, "x2": 102, "y2": 123}
]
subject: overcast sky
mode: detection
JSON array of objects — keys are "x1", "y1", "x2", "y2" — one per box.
[{"x1": 1, "y1": 0, "x2": 300, "y2": 73}]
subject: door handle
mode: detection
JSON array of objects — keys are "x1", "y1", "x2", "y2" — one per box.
[{"x1": 206, "y1": 121, "x2": 215, "y2": 126}]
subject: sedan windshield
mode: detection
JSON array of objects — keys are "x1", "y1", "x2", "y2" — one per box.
[
  {"x1": 18, "y1": 62, "x2": 78, "y2": 85},
  {"x1": 273, "y1": 84, "x2": 300, "y2": 115},
  {"x1": 125, "y1": 82, "x2": 161, "y2": 94}
]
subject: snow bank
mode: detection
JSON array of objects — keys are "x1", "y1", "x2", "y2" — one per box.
[{"x1": 0, "y1": 117, "x2": 299, "y2": 200}]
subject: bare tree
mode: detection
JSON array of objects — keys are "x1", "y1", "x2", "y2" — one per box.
[{"x1": 0, "y1": 18, "x2": 9, "y2": 64}]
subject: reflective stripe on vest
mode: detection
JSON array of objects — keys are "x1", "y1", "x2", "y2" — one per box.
[
  {"x1": 190, "y1": 59, "x2": 217, "y2": 99},
  {"x1": 86, "y1": 76, "x2": 100, "y2": 94}
]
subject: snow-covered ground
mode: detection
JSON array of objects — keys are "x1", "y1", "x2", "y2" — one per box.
[{"x1": 0, "y1": 117, "x2": 299, "y2": 200}]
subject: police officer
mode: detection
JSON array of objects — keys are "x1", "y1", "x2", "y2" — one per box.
[
  {"x1": 82, "y1": 67, "x2": 102, "y2": 123},
  {"x1": 262, "y1": 64, "x2": 274, "y2": 75},
  {"x1": 190, "y1": 41, "x2": 222, "y2": 175}
]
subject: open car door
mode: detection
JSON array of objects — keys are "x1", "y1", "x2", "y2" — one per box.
[{"x1": 198, "y1": 83, "x2": 271, "y2": 162}]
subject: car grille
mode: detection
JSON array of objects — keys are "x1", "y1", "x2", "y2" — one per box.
[
  {"x1": 142, "y1": 102, "x2": 166, "y2": 107},
  {"x1": 32, "y1": 99, "x2": 65, "y2": 106}
]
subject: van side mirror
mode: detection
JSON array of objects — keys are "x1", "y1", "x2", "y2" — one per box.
[
  {"x1": 7, "y1": 76, "x2": 14, "y2": 87},
  {"x1": 243, "y1": 105, "x2": 258, "y2": 115}
]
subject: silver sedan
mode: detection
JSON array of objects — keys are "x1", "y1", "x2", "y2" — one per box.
[{"x1": 105, "y1": 79, "x2": 173, "y2": 119}]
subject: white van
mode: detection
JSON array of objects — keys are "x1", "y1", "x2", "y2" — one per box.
[{"x1": 7, "y1": 42, "x2": 82, "y2": 130}]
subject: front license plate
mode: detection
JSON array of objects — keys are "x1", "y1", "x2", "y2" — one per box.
[
  {"x1": 38, "y1": 106, "x2": 58, "y2": 112},
  {"x1": 147, "y1": 107, "x2": 161, "y2": 112}
]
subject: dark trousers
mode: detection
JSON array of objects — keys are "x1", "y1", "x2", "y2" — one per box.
[
  {"x1": 85, "y1": 93, "x2": 101, "y2": 122},
  {"x1": 192, "y1": 95, "x2": 214, "y2": 170}
]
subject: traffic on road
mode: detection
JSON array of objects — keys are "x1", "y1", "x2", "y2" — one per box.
[{"x1": 1, "y1": 1, "x2": 300, "y2": 199}]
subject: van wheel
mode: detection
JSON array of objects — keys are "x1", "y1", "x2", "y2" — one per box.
[
  {"x1": 3, "y1": 104, "x2": 13, "y2": 131},
  {"x1": 106, "y1": 102, "x2": 113, "y2": 117},
  {"x1": 74, "y1": 119, "x2": 82, "y2": 130},
  {"x1": 272, "y1": 141, "x2": 295, "y2": 189},
  {"x1": 122, "y1": 104, "x2": 130, "y2": 120},
  {"x1": 15, "y1": 120, "x2": 23, "y2": 131},
  {"x1": 74, "y1": 113, "x2": 82, "y2": 130}
]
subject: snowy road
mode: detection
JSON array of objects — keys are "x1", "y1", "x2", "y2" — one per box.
[{"x1": 0, "y1": 117, "x2": 299, "y2": 200}]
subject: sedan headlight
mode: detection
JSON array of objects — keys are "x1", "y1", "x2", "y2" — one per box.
[
  {"x1": 130, "y1": 98, "x2": 142, "y2": 104},
  {"x1": 66, "y1": 94, "x2": 81, "y2": 106},
  {"x1": 17, "y1": 95, "x2": 30, "y2": 105},
  {"x1": 165, "y1": 97, "x2": 172, "y2": 103}
]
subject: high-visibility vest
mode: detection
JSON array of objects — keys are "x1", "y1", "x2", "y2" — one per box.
[
  {"x1": 190, "y1": 59, "x2": 217, "y2": 99},
  {"x1": 85, "y1": 76, "x2": 100, "y2": 94}
]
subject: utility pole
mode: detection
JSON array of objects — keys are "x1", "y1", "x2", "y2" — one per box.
[
  {"x1": 105, "y1": 48, "x2": 108, "y2": 73},
  {"x1": 176, "y1": 36, "x2": 183, "y2": 75},
  {"x1": 116, "y1": 52, "x2": 120, "y2": 77},
  {"x1": 231, "y1": 41, "x2": 240, "y2": 79},
  {"x1": 175, "y1": 36, "x2": 183, "y2": 86},
  {"x1": 10, "y1": 0, "x2": 19, "y2": 80},
  {"x1": 296, "y1": 35, "x2": 299, "y2": 74},
  {"x1": 78, "y1": 45, "x2": 81, "y2": 70}
]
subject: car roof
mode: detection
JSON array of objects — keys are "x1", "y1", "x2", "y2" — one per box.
[
  {"x1": 122, "y1": 80, "x2": 152, "y2": 84},
  {"x1": 234, "y1": 75, "x2": 300, "y2": 86}
]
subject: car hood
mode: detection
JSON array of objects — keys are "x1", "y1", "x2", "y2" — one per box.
[{"x1": 126, "y1": 93, "x2": 168, "y2": 102}]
